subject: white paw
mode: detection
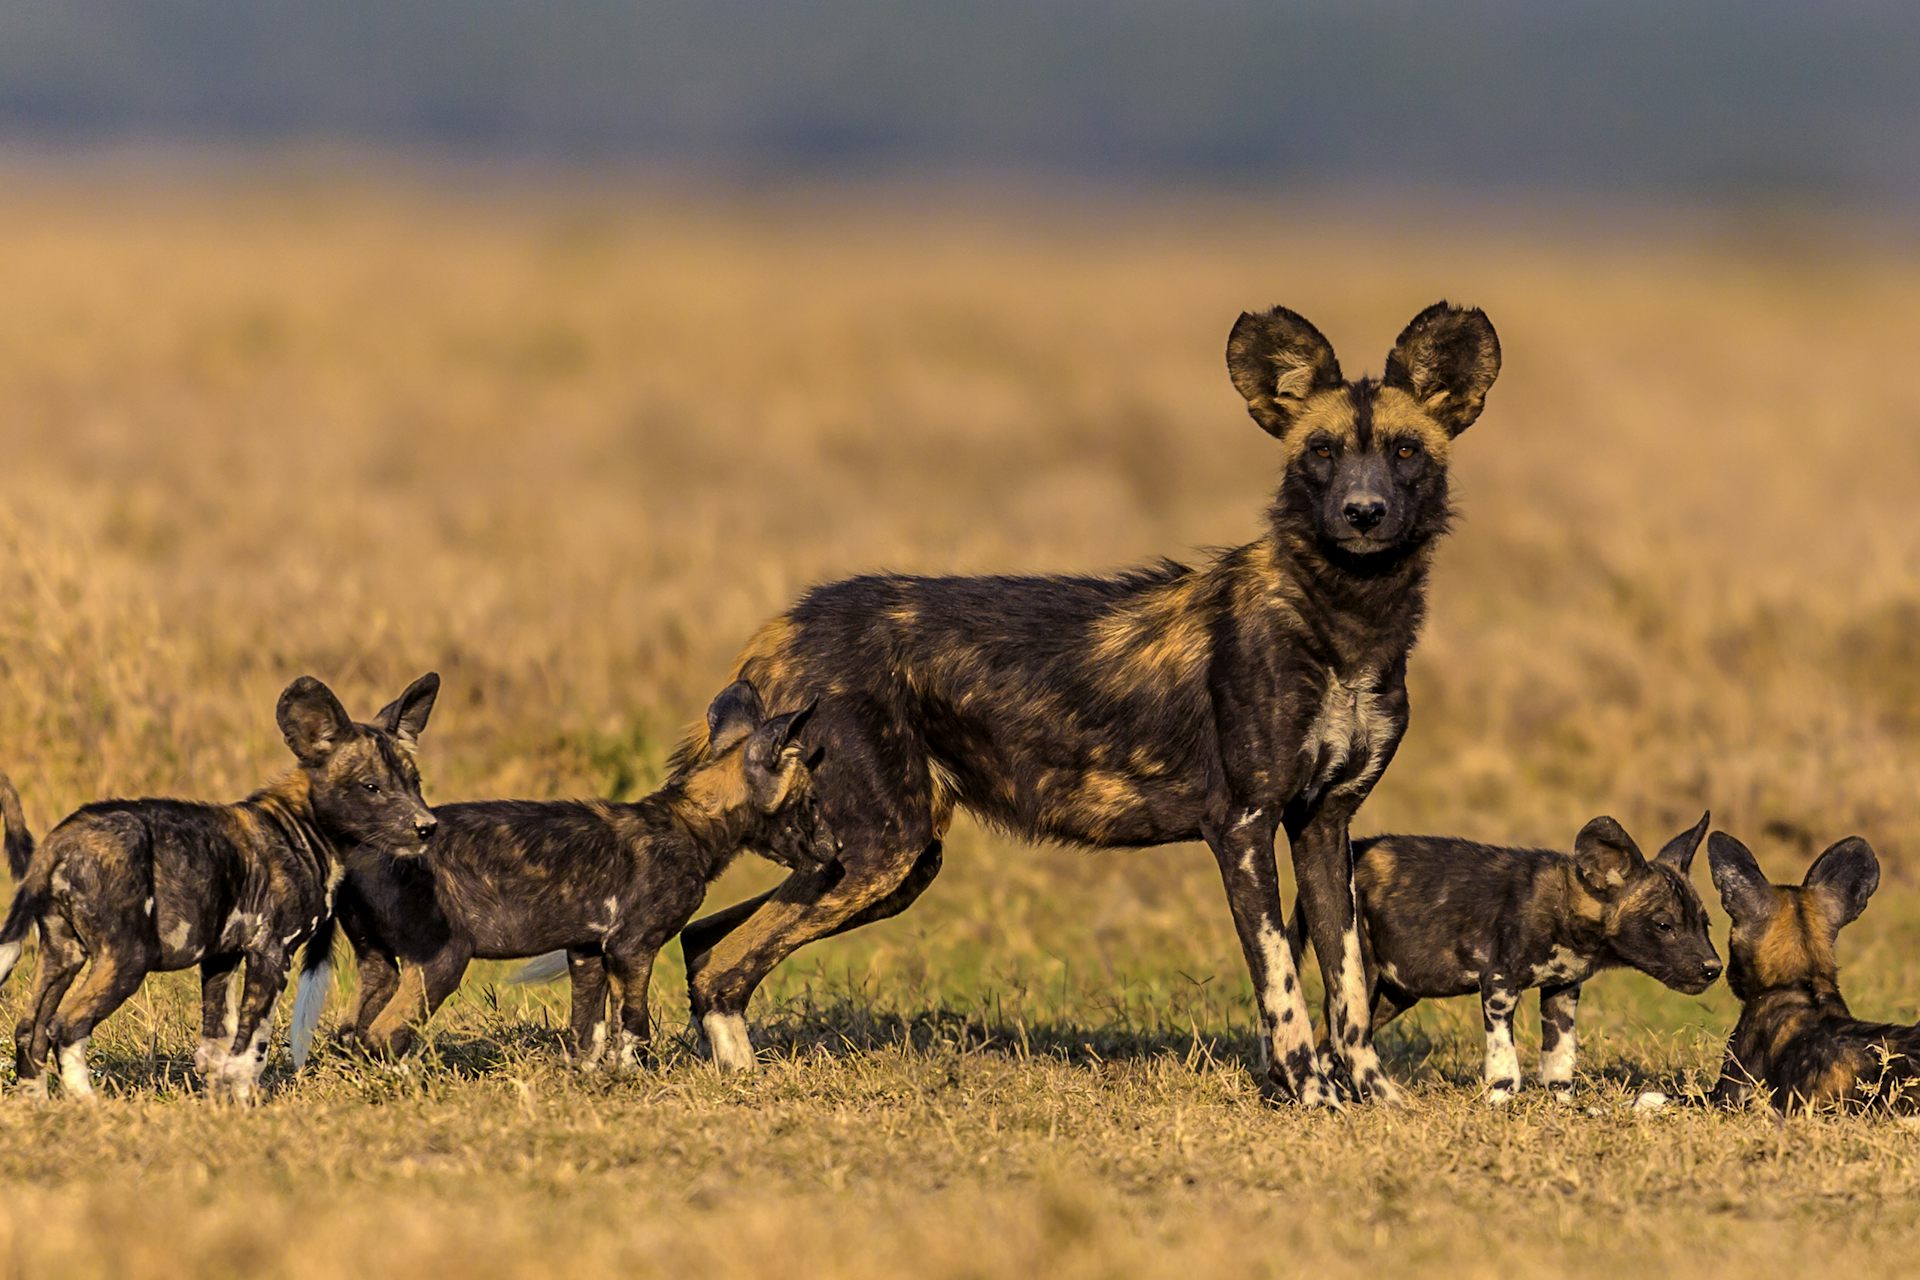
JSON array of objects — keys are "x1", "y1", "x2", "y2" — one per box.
[
  {"x1": 1633, "y1": 1091, "x2": 1671, "y2": 1113},
  {"x1": 1484, "y1": 1084, "x2": 1517, "y2": 1108},
  {"x1": 702, "y1": 1013, "x2": 756, "y2": 1073}
]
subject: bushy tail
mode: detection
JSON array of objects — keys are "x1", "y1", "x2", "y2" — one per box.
[
  {"x1": 507, "y1": 950, "x2": 570, "y2": 985},
  {"x1": 0, "y1": 775, "x2": 47, "y2": 989},
  {"x1": 290, "y1": 914, "x2": 337, "y2": 1070},
  {"x1": 0, "y1": 772, "x2": 35, "y2": 882}
]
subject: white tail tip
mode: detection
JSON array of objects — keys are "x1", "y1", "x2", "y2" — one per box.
[
  {"x1": 0, "y1": 939, "x2": 22, "y2": 989},
  {"x1": 290, "y1": 958, "x2": 332, "y2": 1070},
  {"x1": 506, "y1": 951, "x2": 570, "y2": 985}
]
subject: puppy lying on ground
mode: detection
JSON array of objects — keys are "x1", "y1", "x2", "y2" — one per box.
[
  {"x1": 1701, "y1": 830, "x2": 1917, "y2": 1112},
  {"x1": 1291, "y1": 813, "x2": 1720, "y2": 1103},
  {"x1": 296, "y1": 680, "x2": 836, "y2": 1068},
  {"x1": 0, "y1": 673, "x2": 440, "y2": 1101}
]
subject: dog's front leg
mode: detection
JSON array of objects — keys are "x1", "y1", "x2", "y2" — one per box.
[
  {"x1": 218, "y1": 950, "x2": 288, "y2": 1103},
  {"x1": 1539, "y1": 982, "x2": 1582, "y2": 1097},
  {"x1": 1480, "y1": 974, "x2": 1523, "y2": 1105}
]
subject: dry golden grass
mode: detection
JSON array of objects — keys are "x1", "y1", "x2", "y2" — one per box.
[{"x1": 0, "y1": 168, "x2": 1916, "y2": 1277}]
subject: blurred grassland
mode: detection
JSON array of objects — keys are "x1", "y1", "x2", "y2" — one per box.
[{"x1": 0, "y1": 170, "x2": 1916, "y2": 1277}]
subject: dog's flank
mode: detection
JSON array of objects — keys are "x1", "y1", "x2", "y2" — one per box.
[
  {"x1": 675, "y1": 303, "x2": 1500, "y2": 1104},
  {"x1": 1706, "y1": 831, "x2": 1920, "y2": 1113},
  {"x1": 0, "y1": 672, "x2": 439, "y2": 1101},
  {"x1": 1297, "y1": 813, "x2": 1719, "y2": 1103},
  {"x1": 310, "y1": 681, "x2": 834, "y2": 1066}
]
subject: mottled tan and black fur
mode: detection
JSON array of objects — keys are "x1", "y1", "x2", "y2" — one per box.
[
  {"x1": 675, "y1": 303, "x2": 1501, "y2": 1105},
  {"x1": 1705, "y1": 831, "x2": 1919, "y2": 1113},
  {"x1": 1294, "y1": 813, "x2": 1719, "y2": 1103},
  {"x1": 0, "y1": 674, "x2": 440, "y2": 1101},
  {"x1": 304, "y1": 681, "x2": 834, "y2": 1067}
]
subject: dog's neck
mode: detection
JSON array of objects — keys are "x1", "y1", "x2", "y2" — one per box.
[{"x1": 244, "y1": 770, "x2": 343, "y2": 878}]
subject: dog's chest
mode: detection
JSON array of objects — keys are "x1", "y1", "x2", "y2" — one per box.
[
  {"x1": 1527, "y1": 943, "x2": 1595, "y2": 987},
  {"x1": 1300, "y1": 670, "x2": 1389, "y2": 794}
]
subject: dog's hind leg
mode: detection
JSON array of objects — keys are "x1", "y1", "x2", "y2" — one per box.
[
  {"x1": 566, "y1": 949, "x2": 610, "y2": 1068},
  {"x1": 15, "y1": 919, "x2": 83, "y2": 1098},
  {"x1": 47, "y1": 949, "x2": 149, "y2": 1101}
]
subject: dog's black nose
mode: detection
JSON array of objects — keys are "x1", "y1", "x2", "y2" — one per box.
[
  {"x1": 1343, "y1": 496, "x2": 1387, "y2": 532},
  {"x1": 414, "y1": 816, "x2": 438, "y2": 841},
  {"x1": 1702, "y1": 960, "x2": 1723, "y2": 982}
]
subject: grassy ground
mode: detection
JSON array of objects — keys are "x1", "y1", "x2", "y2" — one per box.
[{"x1": 0, "y1": 169, "x2": 1916, "y2": 1277}]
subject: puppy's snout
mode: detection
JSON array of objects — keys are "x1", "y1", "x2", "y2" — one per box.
[
  {"x1": 1701, "y1": 959, "x2": 1723, "y2": 983},
  {"x1": 1342, "y1": 495, "x2": 1387, "y2": 532},
  {"x1": 414, "y1": 815, "x2": 438, "y2": 841}
]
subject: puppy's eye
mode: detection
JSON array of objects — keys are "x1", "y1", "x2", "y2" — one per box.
[
  {"x1": 1311, "y1": 443, "x2": 1333, "y2": 459},
  {"x1": 1655, "y1": 920, "x2": 1674, "y2": 934},
  {"x1": 1396, "y1": 444, "x2": 1418, "y2": 460},
  {"x1": 362, "y1": 781, "x2": 381, "y2": 795}
]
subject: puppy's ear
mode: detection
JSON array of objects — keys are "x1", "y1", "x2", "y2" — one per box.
[
  {"x1": 747, "y1": 702, "x2": 816, "y2": 772},
  {"x1": 375, "y1": 672, "x2": 441, "y2": 746},
  {"x1": 1226, "y1": 306, "x2": 1343, "y2": 439},
  {"x1": 1655, "y1": 810, "x2": 1711, "y2": 876},
  {"x1": 1573, "y1": 815, "x2": 1645, "y2": 896},
  {"x1": 1803, "y1": 837, "x2": 1879, "y2": 932},
  {"x1": 1382, "y1": 302, "x2": 1500, "y2": 436},
  {"x1": 705, "y1": 680, "x2": 766, "y2": 755},
  {"x1": 278, "y1": 676, "x2": 354, "y2": 767},
  {"x1": 1707, "y1": 832, "x2": 1776, "y2": 925}
]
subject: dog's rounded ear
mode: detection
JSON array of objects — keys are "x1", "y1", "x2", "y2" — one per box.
[
  {"x1": 1573, "y1": 815, "x2": 1645, "y2": 895},
  {"x1": 1707, "y1": 831, "x2": 1776, "y2": 925},
  {"x1": 1803, "y1": 836, "x2": 1879, "y2": 931},
  {"x1": 375, "y1": 672, "x2": 441, "y2": 746},
  {"x1": 1382, "y1": 302, "x2": 1500, "y2": 436},
  {"x1": 748, "y1": 702, "x2": 816, "y2": 772},
  {"x1": 1226, "y1": 306, "x2": 1343, "y2": 439},
  {"x1": 1655, "y1": 810, "x2": 1711, "y2": 876},
  {"x1": 278, "y1": 676, "x2": 354, "y2": 767},
  {"x1": 705, "y1": 680, "x2": 765, "y2": 755}
]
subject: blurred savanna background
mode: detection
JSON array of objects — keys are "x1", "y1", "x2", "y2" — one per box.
[{"x1": 1, "y1": 4, "x2": 1918, "y2": 1277}]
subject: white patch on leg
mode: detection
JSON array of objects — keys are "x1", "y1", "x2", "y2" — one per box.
[
  {"x1": 1482, "y1": 989, "x2": 1520, "y2": 1105},
  {"x1": 579, "y1": 1020, "x2": 608, "y2": 1069},
  {"x1": 223, "y1": 977, "x2": 241, "y2": 1041},
  {"x1": 703, "y1": 1012, "x2": 755, "y2": 1072},
  {"x1": 1539, "y1": 991, "x2": 1579, "y2": 1089},
  {"x1": 57, "y1": 1038, "x2": 93, "y2": 1099}
]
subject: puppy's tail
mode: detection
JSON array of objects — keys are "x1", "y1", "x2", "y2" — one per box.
[
  {"x1": 0, "y1": 772, "x2": 36, "y2": 882},
  {"x1": 0, "y1": 774, "x2": 50, "y2": 988},
  {"x1": 506, "y1": 950, "x2": 570, "y2": 985},
  {"x1": 290, "y1": 914, "x2": 338, "y2": 1070}
]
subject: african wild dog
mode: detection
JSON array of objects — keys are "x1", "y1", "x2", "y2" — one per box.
[
  {"x1": 1291, "y1": 813, "x2": 1720, "y2": 1103},
  {"x1": 1703, "y1": 830, "x2": 1919, "y2": 1112},
  {"x1": 671, "y1": 303, "x2": 1501, "y2": 1104},
  {"x1": 296, "y1": 681, "x2": 834, "y2": 1067},
  {"x1": 0, "y1": 674, "x2": 439, "y2": 1101}
]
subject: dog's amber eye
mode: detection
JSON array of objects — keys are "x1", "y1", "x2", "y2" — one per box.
[
  {"x1": 1311, "y1": 444, "x2": 1333, "y2": 459},
  {"x1": 1396, "y1": 444, "x2": 1418, "y2": 460}
]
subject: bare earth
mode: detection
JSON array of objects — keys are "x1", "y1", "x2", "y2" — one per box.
[{"x1": 0, "y1": 170, "x2": 1916, "y2": 1278}]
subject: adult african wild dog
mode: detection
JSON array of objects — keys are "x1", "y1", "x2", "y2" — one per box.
[
  {"x1": 0, "y1": 673, "x2": 439, "y2": 1101},
  {"x1": 1295, "y1": 813, "x2": 1719, "y2": 1104},
  {"x1": 298, "y1": 681, "x2": 834, "y2": 1067},
  {"x1": 674, "y1": 302, "x2": 1501, "y2": 1104},
  {"x1": 1704, "y1": 831, "x2": 1919, "y2": 1112}
]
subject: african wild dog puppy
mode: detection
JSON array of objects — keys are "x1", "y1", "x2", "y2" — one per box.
[
  {"x1": 1703, "y1": 831, "x2": 1919, "y2": 1112},
  {"x1": 1292, "y1": 813, "x2": 1720, "y2": 1103},
  {"x1": 296, "y1": 681, "x2": 835, "y2": 1067},
  {"x1": 0, "y1": 674, "x2": 439, "y2": 1101},
  {"x1": 672, "y1": 303, "x2": 1502, "y2": 1105}
]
